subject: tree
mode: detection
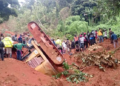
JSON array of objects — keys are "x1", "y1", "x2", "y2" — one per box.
[
  {"x1": 71, "y1": 0, "x2": 97, "y2": 15},
  {"x1": 0, "y1": 0, "x2": 19, "y2": 23},
  {"x1": 24, "y1": 0, "x2": 35, "y2": 11},
  {"x1": 71, "y1": 0, "x2": 98, "y2": 24},
  {"x1": 95, "y1": 0, "x2": 120, "y2": 19}
]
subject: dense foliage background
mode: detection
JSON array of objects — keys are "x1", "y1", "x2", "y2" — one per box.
[{"x1": 0, "y1": 0, "x2": 120, "y2": 39}]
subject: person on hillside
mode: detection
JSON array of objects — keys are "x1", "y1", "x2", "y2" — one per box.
[
  {"x1": 109, "y1": 28, "x2": 113, "y2": 43},
  {"x1": 87, "y1": 31, "x2": 90, "y2": 45},
  {"x1": 104, "y1": 29, "x2": 108, "y2": 39},
  {"x1": 66, "y1": 39, "x2": 71, "y2": 54},
  {"x1": 71, "y1": 40, "x2": 75, "y2": 49},
  {"x1": 79, "y1": 34, "x2": 85, "y2": 51},
  {"x1": 0, "y1": 33, "x2": 4, "y2": 40},
  {"x1": 95, "y1": 30, "x2": 98, "y2": 43},
  {"x1": 24, "y1": 35, "x2": 29, "y2": 45},
  {"x1": 89, "y1": 33, "x2": 94, "y2": 45},
  {"x1": 55, "y1": 38, "x2": 62, "y2": 53},
  {"x1": 74, "y1": 35, "x2": 79, "y2": 49},
  {"x1": 51, "y1": 39, "x2": 56, "y2": 46},
  {"x1": 92, "y1": 30, "x2": 96, "y2": 37},
  {"x1": 12, "y1": 34, "x2": 17, "y2": 41},
  {"x1": 2, "y1": 35, "x2": 13, "y2": 58},
  {"x1": 87, "y1": 31, "x2": 90, "y2": 39},
  {"x1": 111, "y1": 32, "x2": 118, "y2": 48},
  {"x1": 62, "y1": 40, "x2": 67, "y2": 53},
  {"x1": 0, "y1": 39, "x2": 5, "y2": 61},
  {"x1": 98, "y1": 28, "x2": 103, "y2": 43},
  {"x1": 91, "y1": 30, "x2": 96, "y2": 44},
  {"x1": 22, "y1": 35, "x2": 26, "y2": 44},
  {"x1": 84, "y1": 33, "x2": 88, "y2": 49},
  {"x1": 27, "y1": 38, "x2": 35, "y2": 49},
  {"x1": 70, "y1": 40, "x2": 75, "y2": 54},
  {"x1": 78, "y1": 34, "x2": 82, "y2": 50},
  {"x1": 18, "y1": 34, "x2": 22, "y2": 43},
  {"x1": 13, "y1": 43, "x2": 26, "y2": 60}
]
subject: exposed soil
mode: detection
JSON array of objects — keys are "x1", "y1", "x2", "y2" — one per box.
[
  {"x1": 0, "y1": 58, "x2": 63, "y2": 86},
  {"x1": 0, "y1": 38, "x2": 120, "y2": 86}
]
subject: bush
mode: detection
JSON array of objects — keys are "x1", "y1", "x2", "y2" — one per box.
[{"x1": 55, "y1": 16, "x2": 89, "y2": 40}]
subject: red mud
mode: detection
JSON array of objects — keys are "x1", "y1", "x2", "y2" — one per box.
[
  {"x1": 0, "y1": 39, "x2": 120, "y2": 86},
  {"x1": 0, "y1": 58, "x2": 62, "y2": 86}
]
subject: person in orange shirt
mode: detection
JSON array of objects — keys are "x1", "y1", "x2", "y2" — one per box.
[
  {"x1": 74, "y1": 35, "x2": 78, "y2": 49},
  {"x1": 98, "y1": 28, "x2": 104, "y2": 43}
]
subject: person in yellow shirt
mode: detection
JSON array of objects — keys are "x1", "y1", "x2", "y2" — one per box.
[
  {"x1": 98, "y1": 28, "x2": 104, "y2": 43},
  {"x1": 55, "y1": 38, "x2": 62, "y2": 53},
  {"x1": 2, "y1": 35, "x2": 13, "y2": 58},
  {"x1": 55, "y1": 38, "x2": 62, "y2": 47}
]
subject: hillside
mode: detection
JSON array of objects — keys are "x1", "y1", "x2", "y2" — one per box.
[
  {"x1": 0, "y1": 0, "x2": 120, "y2": 39},
  {"x1": 0, "y1": 39, "x2": 120, "y2": 86}
]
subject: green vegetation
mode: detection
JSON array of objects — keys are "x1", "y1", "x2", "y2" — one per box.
[
  {"x1": 0, "y1": 0, "x2": 120, "y2": 39},
  {"x1": 54, "y1": 62, "x2": 89, "y2": 83},
  {"x1": 0, "y1": 0, "x2": 19, "y2": 23}
]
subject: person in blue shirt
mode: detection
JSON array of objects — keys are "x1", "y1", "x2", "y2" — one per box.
[
  {"x1": 89, "y1": 33, "x2": 94, "y2": 45},
  {"x1": 18, "y1": 34, "x2": 22, "y2": 43},
  {"x1": 51, "y1": 39, "x2": 56, "y2": 46},
  {"x1": 111, "y1": 32, "x2": 118, "y2": 48}
]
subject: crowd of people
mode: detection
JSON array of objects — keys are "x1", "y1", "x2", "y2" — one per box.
[
  {"x1": 51, "y1": 28, "x2": 119, "y2": 55},
  {"x1": 0, "y1": 28, "x2": 119, "y2": 61},
  {"x1": 0, "y1": 33, "x2": 34, "y2": 61}
]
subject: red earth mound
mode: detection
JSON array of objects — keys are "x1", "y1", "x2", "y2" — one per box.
[
  {"x1": 0, "y1": 38, "x2": 120, "y2": 86},
  {"x1": 62, "y1": 39, "x2": 120, "y2": 86},
  {"x1": 0, "y1": 58, "x2": 63, "y2": 86}
]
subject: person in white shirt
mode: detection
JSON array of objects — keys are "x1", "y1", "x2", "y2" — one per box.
[
  {"x1": 62, "y1": 41, "x2": 67, "y2": 53},
  {"x1": 79, "y1": 34, "x2": 85, "y2": 51},
  {"x1": 104, "y1": 29, "x2": 108, "y2": 39}
]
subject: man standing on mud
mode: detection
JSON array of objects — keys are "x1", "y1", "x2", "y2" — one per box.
[
  {"x1": 55, "y1": 38, "x2": 62, "y2": 53},
  {"x1": 13, "y1": 42, "x2": 26, "y2": 60},
  {"x1": 98, "y1": 28, "x2": 103, "y2": 43},
  {"x1": 0, "y1": 39, "x2": 5, "y2": 61},
  {"x1": 2, "y1": 35, "x2": 13, "y2": 58},
  {"x1": 109, "y1": 28, "x2": 113, "y2": 43},
  {"x1": 74, "y1": 35, "x2": 78, "y2": 49},
  {"x1": 111, "y1": 32, "x2": 118, "y2": 48}
]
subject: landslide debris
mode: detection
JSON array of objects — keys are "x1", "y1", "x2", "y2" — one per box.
[
  {"x1": 88, "y1": 44, "x2": 102, "y2": 51},
  {"x1": 73, "y1": 50, "x2": 120, "y2": 71}
]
